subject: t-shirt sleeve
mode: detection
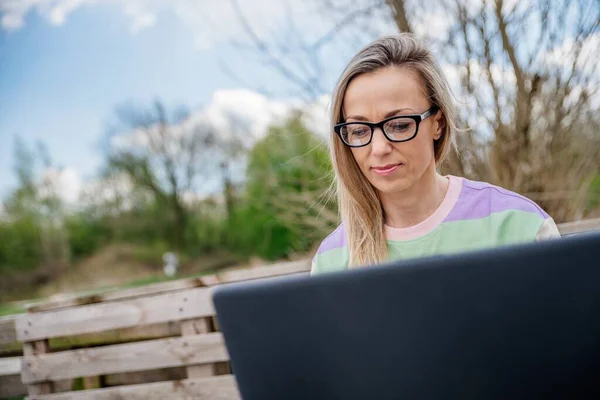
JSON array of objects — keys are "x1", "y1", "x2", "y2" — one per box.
[
  {"x1": 310, "y1": 257, "x2": 319, "y2": 275},
  {"x1": 536, "y1": 217, "x2": 561, "y2": 241}
]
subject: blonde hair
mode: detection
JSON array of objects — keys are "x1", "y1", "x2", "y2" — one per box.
[{"x1": 330, "y1": 33, "x2": 458, "y2": 267}]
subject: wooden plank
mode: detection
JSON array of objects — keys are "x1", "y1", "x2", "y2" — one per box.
[
  {"x1": 24, "y1": 340, "x2": 53, "y2": 395},
  {"x1": 0, "y1": 314, "x2": 18, "y2": 346},
  {"x1": 557, "y1": 218, "x2": 600, "y2": 235},
  {"x1": 0, "y1": 355, "x2": 21, "y2": 375},
  {"x1": 181, "y1": 319, "x2": 215, "y2": 378},
  {"x1": 48, "y1": 321, "x2": 181, "y2": 351},
  {"x1": 207, "y1": 259, "x2": 310, "y2": 284},
  {"x1": 27, "y1": 277, "x2": 208, "y2": 313},
  {"x1": 4, "y1": 321, "x2": 181, "y2": 356},
  {"x1": 21, "y1": 332, "x2": 229, "y2": 383},
  {"x1": 16, "y1": 287, "x2": 215, "y2": 342},
  {"x1": 0, "y1": 373, "x2": 27, "y2": 398},
  {"x1": 27, "y1": 375, "x2": 240, "y2": 400},
  {"x1": 28, "y1": 259, "x2": 310, "y2": 313}
]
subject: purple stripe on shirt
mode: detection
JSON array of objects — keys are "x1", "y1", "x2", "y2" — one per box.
[
  {"x1": 444, "y1": 179, "x2": 549, "y2": 222},
  {"x1": 316, "y1": 224, "x2": 347, "y2": 255}
]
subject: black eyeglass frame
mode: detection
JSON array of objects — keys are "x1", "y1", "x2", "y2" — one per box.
[{"x1": 334, "y1": 105, "x2": 440, "y2": 148}]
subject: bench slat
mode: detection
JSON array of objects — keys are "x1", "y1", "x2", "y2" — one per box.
[
  {"x1": 28, "y1": 375, "x2": 240, "y2": 400},
  {"x1": 0, "y1": 355, "x2": 21, "y2": 376},
  {"x1": 21, "y1": 332, "x2": 228, "y2": 383},
  {"x1": 0, "y1": 315, "x2": 18, "y2": 346},
  {"x1": 27, "y1": 260, "x2": 311, "y2": 313},
  {"x1": 29, "y1": 375, "x2": 241, "y2": 400},
  {"x1": 16, "y1": 287, "x2": 214, "y2": 342},
  {"x1": 557, "y1": 218, "x2": 600, "y2": 235}
]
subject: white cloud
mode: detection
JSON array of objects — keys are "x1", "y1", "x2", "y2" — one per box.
[
  {"x1": 0, "y1": 0, "x2": 309, "y2": 46},
  {"x1": 202, "y1": 89, "x2": 291, "y2": 141},
  {"x1": 0, "y1": 0, "x2": 97, "y2": 30},
  {"x1": 46, "y1": 0, "x2": 85, "y2": 25},
  {"x1": 37, "y1": 166, "x2": 83, "y2": 205},
  {"x1": 1, "y1": 10, "x2": 25, "y2": 30},
  {"x1": 123, "y1": 0, "x2": 156, "y2": 34},
  {"x1": 111, "y1": 88, "x2": 328, "y2": 151},
  {"x1": 107, "y1": 88, "x2": 329, "y2": 198}
]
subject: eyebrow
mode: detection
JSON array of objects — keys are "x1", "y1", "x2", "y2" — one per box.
[{"x1": 345, "y1": 108, "x2": 416, "y2": 122}]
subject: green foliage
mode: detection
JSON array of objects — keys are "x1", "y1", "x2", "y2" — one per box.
[
  {"x1": 185, "y1": 203, "x2": 227, "y2": 257},
  {"x1": 0, "y1": 216, "x2": 41, "y2": 272},
  {"x1": 228, "y1": 113, "x2": 336, "y2": 260},
  {"x1": 588, "y1": 173, "x2": 600, "y2": 212},
  {"x1": 65, "y1": 215, "x2": 111, "y2": 260},
  {"x1": 0, "y1": 116, "x2": 337, "y2": 296}
]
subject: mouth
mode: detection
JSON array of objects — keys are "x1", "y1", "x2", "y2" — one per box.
[{"x1": 371, "y1": 163, "x2": 402, "y2": 176}]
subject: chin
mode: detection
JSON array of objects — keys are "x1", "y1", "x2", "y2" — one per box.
[{"x1": 371, "y1": 177, "x2": 413, "y2": 195}]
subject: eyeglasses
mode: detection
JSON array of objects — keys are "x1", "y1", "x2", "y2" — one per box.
[{"x1": 334, "y1": 106, "x2": 439, "y2": 148}]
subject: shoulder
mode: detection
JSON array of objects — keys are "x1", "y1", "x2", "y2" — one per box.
[
  {"x1": 310, "y1": 224, "x2": 349, "y2": 275},
  {"x1": 446, "y1": 177, "x2": 558, "y2": 241},
  {"x1": 448, "y1": 177, "x2": 550, "y2": 220}
]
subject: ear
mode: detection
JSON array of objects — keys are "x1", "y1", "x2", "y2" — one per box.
[{"x1": 434, "y1": 110, "x2": 446, "y2": 140}]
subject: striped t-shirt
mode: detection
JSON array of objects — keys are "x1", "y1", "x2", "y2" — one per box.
[{"x1": 311, "y1": 175, "x2": 560, "y2": 274}]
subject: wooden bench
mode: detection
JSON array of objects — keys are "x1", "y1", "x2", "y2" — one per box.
[
  {"x1": 0, "y1": 314, "x2": 26, "y2": 399},
  {"x1": 8, "y1": 259, "x2": 311, "y2": 399},
  {"x1": 1, "y1": 218, "x2": 599, "y2": 399}
]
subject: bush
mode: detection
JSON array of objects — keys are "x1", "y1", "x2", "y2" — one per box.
[
  {"x1": 0, "y1": 216, "x2": 42, "y2": 272},
  {"x1": 226, "y1": 114, "x2": 336, "y2": 260}
]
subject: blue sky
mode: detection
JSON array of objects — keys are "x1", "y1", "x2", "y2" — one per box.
[
  {"x1": 0, "y1": 1, "x2": 335, "y2": 199},
  {"x1": 3, "y1": 1, "x2": 589, "y2": 204}
]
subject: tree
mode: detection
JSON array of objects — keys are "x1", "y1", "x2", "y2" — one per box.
[
  {"x1": 232, "y1": 113, "x2": 337, "y2": 259},
  {"x1": 106, "y1": 100, "x2": 219, "y2": 249},
  {"x1": 228, "y1": 0, "x2": 600, "y2": 221},
  {"x1": 1, "y1": 137, "x2": 70, "y2": 275}
]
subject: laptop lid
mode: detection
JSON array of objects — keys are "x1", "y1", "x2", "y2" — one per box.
[{"x1": 213, "y1": 232, "x2": 600, "y2": 400}]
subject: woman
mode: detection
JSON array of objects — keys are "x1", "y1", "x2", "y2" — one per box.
[{"x1": 311, "y1": 34, "x2": 560, "y2": 275}]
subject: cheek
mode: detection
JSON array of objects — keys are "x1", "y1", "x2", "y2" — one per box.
[
  {"x1": 407, "y1": 131, "x2": 436, "y2": 162},
  {"x1": 350, "y1": 148, "x2": 370, "y2": 171}
]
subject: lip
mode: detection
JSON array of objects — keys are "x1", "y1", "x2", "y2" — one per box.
[{"x1": 371, "y1": 163, "x2": 402, "y2": 176}]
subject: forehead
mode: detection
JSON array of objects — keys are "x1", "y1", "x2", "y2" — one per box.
[{"x1": 342, "y1": 67, "x2": 429, "y2": 119}]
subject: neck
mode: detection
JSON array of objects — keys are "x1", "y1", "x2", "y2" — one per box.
[{"x1": 380, "y1": 165, "x2": 449, "y2": 229}]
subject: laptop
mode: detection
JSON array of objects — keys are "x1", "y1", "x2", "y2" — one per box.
[{"x1": 213, "y1": 231, "x2": 600, "y2": 400}]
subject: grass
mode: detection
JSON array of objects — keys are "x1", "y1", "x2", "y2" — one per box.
[
  {"x1": 0, "y1": 302, "x2": 26, "y2": 318},
  {"x1": 0, "y1": 263, "x2": 228, "y2": 319}
]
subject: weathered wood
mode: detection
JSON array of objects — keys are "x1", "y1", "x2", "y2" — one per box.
[
  {"x1": 16, "y1": 287, "x2": 215, "y2": 342},
  {"x1": 27, "y1": 375, "x2": 240, "y2": 400},
  {"x1": 24, "y1": 340, "x2": 53, "y2": 395},
  {"x1": 0, "y1": 373, "x2": 27, "y2": 398},
  {"x1": 0, "y1": 315, "x2": 18, "y2": 346},
  {"x1": 181, "y1": 319, "x2": 215, "y2": 378},
  {"x1": 206, "y1": 259, "x2": 310, "y2": 285},
  {"x1": 557, "y1": 218, "x2": 600, "y2": 236},
  {"x1": 27, "y1": 277, "x2": 208, "y2": 313},
  {"x1": 21, "y1": 332, "x2": 229, "y2": 383},
  {"x1": 48, "y1": 320, "x2": 181, "y2": 352},
  {"x1": 0, "y1": 355, "x2": 21, "y2": 375},
  {"x1": 0, "y1": 356, "x2": 25, "y2": 399},
  {"x1": 27, "y1": 259, "x2": 311, "y2": 313}
]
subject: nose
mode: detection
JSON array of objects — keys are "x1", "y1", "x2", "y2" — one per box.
[{"x1": 370, "y1": 127, "x2": 393, "y2": 156}]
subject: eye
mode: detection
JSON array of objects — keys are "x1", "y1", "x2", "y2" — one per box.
[
  {"x1": 348, "y1": 126, "x2": 369, "y2": 137},
  {"x1": 389, "y1": 123, "x2": 410, "y2": 132}
]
